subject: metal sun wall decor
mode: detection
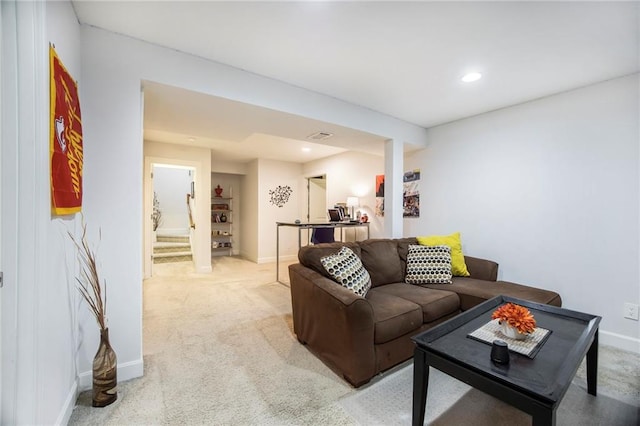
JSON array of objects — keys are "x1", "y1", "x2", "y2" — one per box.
[{"x1": 269, "y1": 185, "x2": 293, "y2": 208}]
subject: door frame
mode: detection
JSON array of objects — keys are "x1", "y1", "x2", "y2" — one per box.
[{"x1": 143, "y1": 156, "x2": 203, "y2": 278}]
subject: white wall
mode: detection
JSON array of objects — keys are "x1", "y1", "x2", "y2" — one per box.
[
  {"x1": 1, "y1": 1, "x2": 81, "y2": 424},
  {"x1": 240, "y1": 161, "x2": 259, "y2": 262},
  {"x1": 242, "y1": 152, "x2": 386, "y2": 263},
  {"x1": 44, "y1": 4, "x2": 83, "y2": 422},
  {"x1": 405, "y1": 74, "x2": 640, "y2": 352},
  {"x1": 258, "y1": 159, "x2": 303, "y2": 263},
  {"x1": 303, "y1": 151, "x2": 385, "y2": 240},
  {"x1": 211, "y1": 151, "x2": 247, "y2": 175}
]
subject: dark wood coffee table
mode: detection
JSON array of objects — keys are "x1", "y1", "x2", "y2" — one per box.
[{"x1": 411, "y1": 295, "x2": 601, "y2": 426}]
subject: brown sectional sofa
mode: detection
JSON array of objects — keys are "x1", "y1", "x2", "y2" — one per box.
[{"x1": 288, "y1": 237, "x2": 562, "y2": 387}]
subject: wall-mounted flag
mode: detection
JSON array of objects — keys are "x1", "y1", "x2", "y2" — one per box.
[{"x1": 50, "y1": 45, "x2": 83, "y2": 215}]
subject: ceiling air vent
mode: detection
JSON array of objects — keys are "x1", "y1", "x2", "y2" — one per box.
[{"x1": 307, "y1": 131, "x2": 334, "y2": 141}]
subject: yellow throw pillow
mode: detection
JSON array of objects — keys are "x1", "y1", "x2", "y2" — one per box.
[{"x1": 416, "y1": 232, "x2": 470, "y2": 277}]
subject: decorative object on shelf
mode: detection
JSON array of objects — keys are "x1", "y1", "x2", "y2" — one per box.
[
  {"x1": 220, "y1": 213, "x2": 227, "y2": 223},
  {"x1": 492, "y1": 302, "x2": 537, "y2": 339},
  {"x1": 214, "y1": 185, "x2": 223, "y2": 197},
  {"x1": 67, "y1": 220, "x2": 117, "y2": 407},
  {"x1": 360, "y1": 213, "x2": 369, "y2": 223},
  {"x1": 268, "y1": 185, "x2": 293, "y2": 207},
  {"x1": 211, "y1": 203, "x2": 229, "y2": 210}
]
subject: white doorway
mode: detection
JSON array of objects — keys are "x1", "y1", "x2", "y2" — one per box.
[
  {"x1": 144, "y1": 157, "x2": 200, "y2": 278},
  {"x1": 152, "y1": 164, "x2": 194, "y2": 235},
  {"x1": 307, "y1": 175, "x2": 327, "y2": 222}
]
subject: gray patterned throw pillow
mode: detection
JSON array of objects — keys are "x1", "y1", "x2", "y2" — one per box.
[
  {"x1": 405, "y1": 244, "x2": 453, "y2": 284},
  {"x1": 320, "y1": 246, "x2": 372, "y2": 297}
]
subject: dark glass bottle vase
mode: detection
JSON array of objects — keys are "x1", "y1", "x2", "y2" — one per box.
[{"x1": 92, "y1": 328, "x2": 118, "y2": 407}]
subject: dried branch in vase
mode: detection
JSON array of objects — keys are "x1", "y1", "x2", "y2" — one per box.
[{"x1": 68, "y1": 220, "x2": 107, "y2": 331}]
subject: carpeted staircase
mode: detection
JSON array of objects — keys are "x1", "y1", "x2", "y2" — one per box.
[{"x1": 153, "y1": 233, "x2": 192, "y2": 263}]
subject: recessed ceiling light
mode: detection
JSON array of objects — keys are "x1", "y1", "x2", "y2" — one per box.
[
  {"x1": 301, "y1": 147, "x2": 311, "y2": 152},
  {"x1": 461, "y1": 72, "x2": 482, "y2": 83},
  {"x1": 187, "y1": 137, "x2": 196, "y2": 142}
]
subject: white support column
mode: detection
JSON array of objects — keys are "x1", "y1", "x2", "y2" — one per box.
[{"x1": 384, "y1": 139, "x2": 404, "y2": 238}]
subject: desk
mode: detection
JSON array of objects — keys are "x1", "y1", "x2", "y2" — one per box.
[{"x1": 276, "y1": 221, "x2": 370, "y2": 282}]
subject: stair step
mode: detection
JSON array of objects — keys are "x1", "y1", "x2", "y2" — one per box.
[
  {"x1": 156, "y1": 234, "x2": 190, "y2": 243},
  {"x1": 153, "y1": 242, "x2": 191, "y2": 254},
  {"x1": 153, "y1": 251, "x2": 193, "y2": 258},
  {"x1": 153, "y1": 253, "x2": 193, "y2": 264}
]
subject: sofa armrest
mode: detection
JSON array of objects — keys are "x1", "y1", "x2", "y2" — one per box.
[
  {"x1": 464, "y1": 256, "x2": 499, "y2": 281},
  {"x1": 288, "y1": 263, "x2": 376, "y2": 386}
]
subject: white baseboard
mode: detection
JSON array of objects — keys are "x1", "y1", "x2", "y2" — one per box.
[
  {"x1": 196, "y1": 264, "x2": 213, "y2": 273},
  {"x1": 55, "y1": 380, "x2": 78, "y2": 426},
  {"x1": 78, "y1": 358, "x2": 144, "y2": 391},
  {"x1": 58, "y1": 360, "x2": 143, "y2": 425},
  {"x1": 600, "y1": 329, "x2": 640, "y2": 354}
]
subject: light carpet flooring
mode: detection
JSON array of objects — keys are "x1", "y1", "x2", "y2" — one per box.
[{"x1": 68, "y1": 256, "x2": 639, "y2": 425}]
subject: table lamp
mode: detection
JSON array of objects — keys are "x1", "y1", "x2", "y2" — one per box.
[{"x1": 346, "y1": 197, "x2": 359, "y2": 219}]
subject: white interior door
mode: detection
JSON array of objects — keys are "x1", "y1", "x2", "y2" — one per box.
[{"x1": 308, "y1": 175, "x2": 327, "y2": 222}]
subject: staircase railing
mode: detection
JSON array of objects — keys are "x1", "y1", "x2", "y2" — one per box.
[{"x1": 187, "y1": 193, "x2": 195, "y2": 229}]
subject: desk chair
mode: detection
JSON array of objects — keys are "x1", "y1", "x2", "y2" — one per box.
[{"x1": 311, "y1": 227, "x2": 335, "y2": 244}]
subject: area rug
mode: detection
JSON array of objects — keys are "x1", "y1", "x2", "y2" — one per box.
[{"x1": 339, "y1": 359, "x2": 639, "y2": 425}]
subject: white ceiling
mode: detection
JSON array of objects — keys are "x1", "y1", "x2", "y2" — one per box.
[{"x1": 72, "y1": 1, "x2": 639, "y2": 164}]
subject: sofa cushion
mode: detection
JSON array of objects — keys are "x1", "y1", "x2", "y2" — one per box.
[
  {"x1": 464, "y1": 256, "x2": 499, "y2": 281},
  {"x1": 374, "y1": 283, "x2": 460, "y2": 323},
  {"x1": 417, "y1": 232, "x2": 470, "y2": 277},
  {"x1": 366, "y1": 288, "x2": 423, "y2": 344},
  {"x1": 298, "y1": 242, "x2": 362, "y2": 279},
  {"x1": 359, "y1": 239, "x2": 404, "y2": 287},
  {"x1": 320, "y1": 246, "x2": 372, "y2": 297},
  {"x1": 422, "y1": 277, "x2": 562, "y2": 311},
  {"x1": 405, "y1": 244, "x2": 453, "y2": 284},
  {"x1": 397, "y1": 237, "x2": 419, "y2": 277}
]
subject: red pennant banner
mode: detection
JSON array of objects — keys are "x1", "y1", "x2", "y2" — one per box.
[{"x1": 50, "y1": 45, "x2": 83, "y2": 215}]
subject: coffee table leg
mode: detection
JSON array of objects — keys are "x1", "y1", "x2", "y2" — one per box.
[
  {"x1": 412, "y1": 348, "x2": 428, "y2": 426},
  {"x1": 532, "y1": 409, "x2": 556, "y2": 426},
  {"x1": 586, "y1": 329, "x2": 598, "y2": 396}
]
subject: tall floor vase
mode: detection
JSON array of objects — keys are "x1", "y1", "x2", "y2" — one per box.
[{"x1": 92, "y1": 328, "x2": 118, "y2": 407}]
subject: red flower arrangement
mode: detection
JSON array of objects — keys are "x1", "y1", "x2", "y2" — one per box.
[{"x1": 491, "y1": 303, "x2": 537, "y2": 334}]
